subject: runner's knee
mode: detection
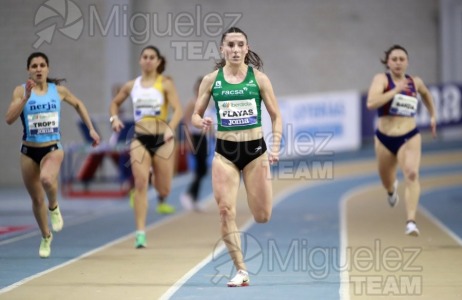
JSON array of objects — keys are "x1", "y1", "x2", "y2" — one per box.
[
  {"x1": 31, "y1": 196, "x2": 46, "y2": 207},
  {"x1": 219, "y1": 204, "x2": 236, "y2": 222},
  {"x1": 404, "y1": 168, "x2": 418, "y2": 182},
  {"x1": 40, "y1": 174, "x2": 55, "y2": 190},
  {"x1": 254, "y1": 210, "x2": 271, "y2": 223},
  {"x1": 134, "y1": 177, "x2": 149, "y2": 191}
]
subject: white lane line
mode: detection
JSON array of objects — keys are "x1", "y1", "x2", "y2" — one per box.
[
  {"x1": 0, "y1": 209, "x2": 192, "y2": 294},
  {"x1": 0, "y1": 174, "x2": 192, "y2": 294},
  {"x1": 418, "y1": 186, "x2": 462, "y2": 246},
  {"x1": 338, "y1": 175, "x2": 462, "y2": 300},
  {"x1": 159, "y1": 179, "x2": 331, "y2": 299},
  {"x1": 339, "y1": 182, "x2": 377, "y2": 300}
]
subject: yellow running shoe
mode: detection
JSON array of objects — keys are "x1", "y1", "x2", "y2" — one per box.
[
  {"x1": 50, "y1": 206, "x2": 63, "y2": 232},
  {"x1": 156, "y1": 203, "x2": 175, "y2": 214},
  {"x1": 39, "y1": 233, "x2": 53, "y2": 258}
]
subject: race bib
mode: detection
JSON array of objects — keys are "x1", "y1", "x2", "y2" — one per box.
[
  {"x1": 389, "y1": 94, "x2": 418, "y2": 117},
  {"x1": 219, "y1": 99, "x2": 258, "y2": 127},
  {"x1": 28, "y1": 112, "x2": 59, "y2": 135},
  {"x1": 134, "y1": 98, "x2": 161, "y2": 118}
]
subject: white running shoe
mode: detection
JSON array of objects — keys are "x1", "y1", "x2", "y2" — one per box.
[
  {"x1": 180, "y1": 193, "x2": 194, "y2": 211},
  {"x1": 405, "y1": 221, "x2": 420, "y2": 237},
  {"x1": 39, "y1": 233, "x2": 53, "y2": 258},
  {"x1": 50, "y1": 206, "x2": 64, "y2": 232},
  {"x1": 227, "y1": 269, "x2": 250, "y2": 287},
  {"x1": 387, "y1": 180, "x2": 399, "y2": 207},
  {"x1": 193, "y1": 202, "x2": 205, "y2": 212}
]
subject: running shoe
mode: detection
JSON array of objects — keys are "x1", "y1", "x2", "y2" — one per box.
[
  {"x1": 156, "y1": 203, "x2": 176, "y2": 214},
  {"x1": 227, "y1": 269, "x2": 250, "y2": 287},
  {"x1": 39, "y1": 233, "x2": 53, "y2": 258},
  {"x1": 193, "y1": 202, "x2": 205, "y2": 212},
  {"x1": 50, "y1": 206, "x2": 63, "y2": 232},
  {"x1": 135, "y1": 232, "x2": 147, "y2": 248},
  {"x1": 180, "y1": 193, "x2": 194, "y2": 211},
  {"x1": 405, "y1": 221, "x2": 420, "y2": 237},
  {"x1": 387, "y1": 180, "x2": 399, "y2": 207}
]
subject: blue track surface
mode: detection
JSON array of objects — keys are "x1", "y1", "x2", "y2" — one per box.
[
  {"x1": 1, "y1": 141, "x2": 461, "y2": 299},
  {"x1": 169, "y1": 164, "x2": 462, "y2": 300}
]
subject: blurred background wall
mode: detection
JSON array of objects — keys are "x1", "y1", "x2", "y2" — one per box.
[{"x1": 0, "y1": 0, "x2": 460, "y2": 186}]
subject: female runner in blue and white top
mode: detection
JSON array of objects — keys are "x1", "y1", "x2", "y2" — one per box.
[
  {"x1": 367, "y1": 45, "x2": 437, "y2": 237},
  {"x1": 6, "y1": 52, "x2": 100, "y2": 258}
]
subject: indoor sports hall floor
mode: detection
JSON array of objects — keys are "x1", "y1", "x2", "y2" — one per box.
[{"x1": 0, "y1": 140, "x2": 461, "y2": 300}]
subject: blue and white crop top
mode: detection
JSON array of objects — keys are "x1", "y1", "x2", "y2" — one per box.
[{"x1": 20, "y1": 83, "x2": 61, "y2": 143}]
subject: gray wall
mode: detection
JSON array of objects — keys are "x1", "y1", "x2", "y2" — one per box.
[
  {"x1": 441, "y1": 0, "x2": 462, "y2": 82},
  {"x1": 0, "y1": 0, "x2": 443, "y2": 186}
]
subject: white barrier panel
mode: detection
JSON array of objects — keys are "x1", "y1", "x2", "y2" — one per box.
[{"x1": 262, "y1": 90, "x2": 361, "y2": 159}]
